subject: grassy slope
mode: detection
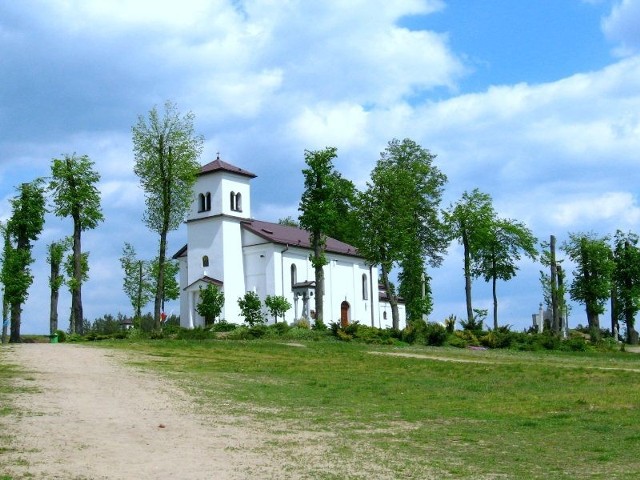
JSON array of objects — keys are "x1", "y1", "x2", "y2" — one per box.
[{"x1": 107, "y1": 340, "x2": 640, "y2": 479}]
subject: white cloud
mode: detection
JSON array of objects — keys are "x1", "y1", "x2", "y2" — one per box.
[
  {"x1": 602, "y1": 0, "x2": 640, "y2": 55},
  {"x1": 550, "y1": 191, "x2": 640, "y2": 229}
]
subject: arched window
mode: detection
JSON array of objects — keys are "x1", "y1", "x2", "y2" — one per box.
[
  {"x1": 235, "y1": 192, "x2": 242, "y2": 212},
  {"x1": 205, "y1": 192, "x2": 211, "y2": 211},
  {"x1": 202, "y1": 255, "x2": 209, "y2": 268},
  {"x1": 290, "y1": 264, "x2": 297, "y2": 288},
  {"x1": 230, "y1": 191, "x2": 236, "y2": 211},
  {"x1": 198, "y1": 193, "x2": 206, "y2": 212},
  {"x1": 362, "y1": 274, "x2": 368, "y2": 300}
]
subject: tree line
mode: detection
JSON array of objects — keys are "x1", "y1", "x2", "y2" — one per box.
[
  {"x1": 2, "y1": 101, "x2": 637, "y2": 345},
  {"x1": 1, "y1": 101, "x2": 202, "y2": 343},
  {"x1": 296, "y1": 142, "x2": 639, "y2": 344}
]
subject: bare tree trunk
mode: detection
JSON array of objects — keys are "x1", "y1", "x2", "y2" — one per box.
[
  {"x1": 492, "y1": 274, "x2": 498, "y2": 331},
  {"x1": 71, "y1": 217, "x2": 83, "y2": 335},
  {"x1": 380, "y1": 265, "x2": 399, "y2": 330},
  {"x1": 313, "y1": 242, "x2": 324, "y2": 324},
  {"x1": 136, "y1": 260, "x2": 144, "y2": 319},
  {"x1": 154, "y1": 230, "x2": 167, "y2": 330},
  {"x1": 9, "y1": 302, "x2": 21, "y2": 343},
  {"x1": 462, "y1": 229, "x2": 473, "y2": 324},
  {"x1": 50, "y1": 259, "x2": 60, "y2": 335},
  {"x1": 1, "y1": 295, "x2": 8, "y2": 344},
  {"x1": 550, "y1": 235, "x2": 560, "y2": 334}
]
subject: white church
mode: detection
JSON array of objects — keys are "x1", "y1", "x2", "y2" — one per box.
[{"x1": 174, "y1": 156, "x2": 406, "y2": 329}]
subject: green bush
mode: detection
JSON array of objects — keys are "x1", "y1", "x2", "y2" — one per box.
[
  {"x1": 282, "y1": 327, "x2": 326, "y2": 341},
  {"x1": 402, "y1": 319, "x2": 428, "y2": 344},
  {"x1": 424, "y1": 322, "x2": 447, "y2": 346},
  {"x1": 209, "y1": 321, "x2": 238, "y2": 332},
  {"x1": 312, "y1": 318, "x2": 327, "y2": 331},
  {"x1": 295, "y1": 318, "x2": 311, "y2": 329},
  {"x1": 55, "y1": 330, "x2": 67, "y2": 343},
  {"x1": 268, "y1": 321, "x2": 291, "y2": 335},
  {"x1": 175, "y1": 327, "x2": 212, "y2": 340},
  {"x1": 448, "y1": 330, "x2": 480, "y2": 348}
]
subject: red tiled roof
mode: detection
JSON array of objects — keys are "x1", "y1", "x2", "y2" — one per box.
[
  {"x1": 242, "y1": 219, "x2": 361, "y2": 257},
  {"x1": 199, "y1": 157, "x2": 256, "y2": 179}
]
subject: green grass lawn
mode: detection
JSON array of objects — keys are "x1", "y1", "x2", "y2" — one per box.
[
  {"x1": 2, "y1": 339, "x2": 639, "y2": 479},
  {"x1": 108, "y1": 340, "x2": 640, "y2": 479}
]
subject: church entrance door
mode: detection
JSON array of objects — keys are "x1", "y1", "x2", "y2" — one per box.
[{"x1": 340, "y1": 301, "x2": 350, "y2": 327}]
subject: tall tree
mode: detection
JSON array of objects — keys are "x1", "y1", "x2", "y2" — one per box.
[
  {"x1": 0, "y1": 180, "x2": 47, "y2": 342},
  {"x1": 298, "y1": 147, "x2": 354, "y2": 324},
  {"x1": 611, "y1": 230, "x2": 640, "y2": 343},
  {"x1": 132, "y1": 100, "x2": 203, "y2": 329},
  {"x1": 119, "y1": 243, "x2": 154, "y2": 320},
  {"x1": 444, "y1": 189, "x2": 495, "y2": 324},
  {"x1": 358, "y1": 138, "x2": 448, "y2": 327},
  {"x1": 562, "y1": 232, "x2": 615, "y2": 335},
  {"x1": 473, "y1": 218, "x2": 537, "y2": 330},
  {"x1": 47, "y1": 239, "x2": 69, "y2": 335},
  {"x1": 0, "y1": 223, "x2": 9, "y2": 344},
  {"x1": 49, "y1": 154, "x2": 103, "y2": 334}
]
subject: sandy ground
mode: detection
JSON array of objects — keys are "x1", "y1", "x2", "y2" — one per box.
[{"x1": 1, "y1": 343, "x2": 275, "y2": 480}]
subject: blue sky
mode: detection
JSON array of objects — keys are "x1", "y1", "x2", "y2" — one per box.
[{"x1": 1, "y1": 0, "x2": 639, "y2": 334}]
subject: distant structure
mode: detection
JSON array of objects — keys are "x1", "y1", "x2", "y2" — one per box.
[
  {"x1": 173, "y1": 157, "x2": 406, "y2": 328},
  {"x1": 531, "y1": 303, "x2": 550, "y2": 333},
  {"x1": 532, "y1": 303, "x2": 568, "y2": 337}
]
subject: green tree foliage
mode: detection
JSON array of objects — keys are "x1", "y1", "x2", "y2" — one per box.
[
  {"x1": 264, "y1": 294, "x2": 292, "y2": 323},
  {"x1": 444, "y1": 189, "x2": 495, "y2": 324},
  {"x1": 49, "y1": 153, "x2": 103, "y2": 334},
  {"x1": 299, "y1": 147, "x2": 355, "y2": 323},
  {"x1": 562, "y1": 232, "x2": 615, "y2": 334},
  {"x1": 1, "y1": 180, "x2": 47, "y2": 342},
  {"x1": 611, "y1": 230, "x2": 640, "y2": 343},
  {"x1": 196, "y1": 283, "x2": 225, "y2": 325},
  {"x1": 278, "y1": 216, "x2": 299, "y2": 227},
  {"x1": 238, "y1": 291, "x2": 263, "y2": 326},
  {"x1": 119, "y1": 243, "x2": 154, "y2": 319},
  {"x1": 47, "y1": 238, "x2": 70, "y2": 335},
  {"x1": 132, "y1": 100, "x2": 203, "y2": 329},
  {"x1": 473, "y1": 218, "x2": 537, "y2": 330},
  {"x1": 358, "y1": 139, "x2": 448, "y2": 327}
]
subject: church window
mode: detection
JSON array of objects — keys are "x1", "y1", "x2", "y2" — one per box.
[
  {"x1": 230, "y1": 191, "x2": 236, "y2": 211},
  {"x1": 199, "y1": 193, "x2": 211, "y2": 212},
  {"x1": 202, "y1": 256, "x2": 209, "y2": 268},
  {"x1": 290, "y1": 264, "x2": 297, "y2": 288},
  {"x1": 362, "y1": 274, "x2": 368, "y2": 300},
  {"x1": 235, "y1": 192, "x2": 242, "y2": 212}
]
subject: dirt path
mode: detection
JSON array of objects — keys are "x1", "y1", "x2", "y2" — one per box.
[{"x1": 2, "y1": 344, "x2": 273, "y2": 480}]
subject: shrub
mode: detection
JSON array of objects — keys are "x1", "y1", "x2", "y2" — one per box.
[
  {"x1": 294, "y1": 317, "x2": 311, "y2": 329},
  {"x1": 175, "y1": 327, "x2": 211, "y2": 340},
  {"x1": 282, "y1": 327, "x2": 326, "y2": 341},
  {"x1": 424, "y1": 322, "x2": 447, "y2": 346},
  {"x1": 209, "y1": 320, "x2": 237, "y2": 332},
  {"x1": 238, "y1": 291, "x2": 264, "y2": 326},
  {"x1": 269, "y1": 321, "x2": 291, "y2": 336},
  {"x1": 480, "y1": 328, "x2": 516, "y2": 349},
  {"x1": 448, "y1": 330, "x2": 480, "y2": 348},
  {"x1": 55, "y1": 330, "x2": 67, "y2": 343},
  {"x1": 312, "y1": 318, "x2": 327, "y2": 331},
  {"x1": 402, "y1": 319, "x2": 428, "y2": 344}
]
